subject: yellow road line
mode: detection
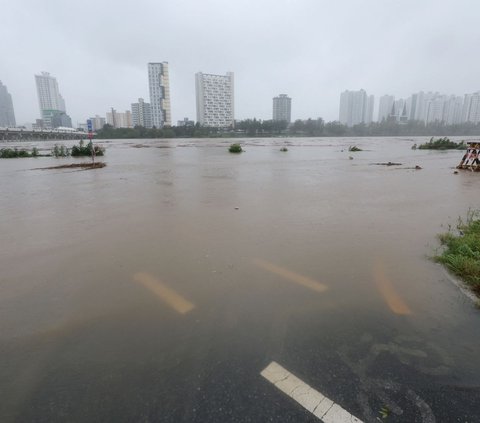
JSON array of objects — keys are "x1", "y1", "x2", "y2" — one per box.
[
  {"x1": 373, "y1": 260, "x2": 412, "y2": 315},
  {"x1": 133, "y1": 272, "x2": 195, "y2": 314},
  {"x1": 253, "y1": 258, "x2": 328, "y2": 293}
]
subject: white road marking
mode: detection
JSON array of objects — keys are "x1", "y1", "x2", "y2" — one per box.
[{"x1": 261, "y1": 361, "x2": 363, "y2": 423}]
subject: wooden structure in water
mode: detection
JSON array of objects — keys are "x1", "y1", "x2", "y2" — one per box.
[{"x1": 457, "y1": 142, "x2": 480, "y2": 171}]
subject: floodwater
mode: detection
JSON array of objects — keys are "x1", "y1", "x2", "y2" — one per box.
[{"x1": 1, "y1": 136, "x2": 479, "y2": 422}]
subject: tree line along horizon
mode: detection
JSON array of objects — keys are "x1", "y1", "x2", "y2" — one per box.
[{"x1": 94, "y1": 117, "x2": 480, "y2": 139}]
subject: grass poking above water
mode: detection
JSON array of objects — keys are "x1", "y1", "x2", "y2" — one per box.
[{"x1": 435, "y1": 210, "x2": 480, "y2": 296}]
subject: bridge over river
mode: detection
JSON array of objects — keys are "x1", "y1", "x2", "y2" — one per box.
[{"x1": 1, "y1": 127, "x2": 90, "y2": 141}]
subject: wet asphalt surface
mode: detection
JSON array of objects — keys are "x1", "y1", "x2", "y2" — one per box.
[{"x1": 1, "y1": 137, "x2": 480, "y2": 422}]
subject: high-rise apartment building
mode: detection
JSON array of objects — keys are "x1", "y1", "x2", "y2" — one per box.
[
  {"x1": 365, "y1": 95, "x2": 374, "y2": 124},
  {"x1": 443, "y1": 96, "x2": 463, "y2": 125},
  {"x1": 88, "y1": 115, "x2": 106, "y2": 131},
  {"x1": 339, "y1": 89, "x2": 372, "y2": 127},
  {"x1": 131, "y1": 98, "x2": 152, "y2": 128},
  {"x1": 412, "y1": 91, "x2": 439, "y2": 122},
  {"x1": 148, "y1": 62, "x2": 171, "y2": 127},
  {"x1": 272, "y1": 94, "x2": 292, "y2": 123},
  {"x1": 0, "y1": 81, "x2": 16, "y2": 127},
  {"x1": 378, "y1": 95, "x2": 395, "y2": 122},
  {"x1": 34, "y1": 71, "x2": 71, "y2": 128},
  {"x1": 106, "y1": 108, "x2": 133, "y2": 128},
  {"x1": 462, "y1": 92, "x2": 480, "y2": 124},
  {"x1": 195, "y1": 71, "x2": 234, "y2": 128}
]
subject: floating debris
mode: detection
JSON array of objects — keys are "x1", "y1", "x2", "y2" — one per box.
[
  {"x1": 371, "y1": 162, "x2": 402, "y2": 166},
  {"x1": 35, "y1": 162, "x2": 107, "y2": 170}
]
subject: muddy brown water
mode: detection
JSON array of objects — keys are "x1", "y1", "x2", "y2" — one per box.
[{"x1": 1, "y1": 137, "x2": 479, "y2": 422}]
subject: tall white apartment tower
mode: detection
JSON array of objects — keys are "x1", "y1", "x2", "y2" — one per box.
[
  {"x1": 378, "y1": 95, "x2": 395, "y2": 122},
  {"x1": 131, "y1": 98, "x2": 152, "y2": 128},
  {"x1": 195, "y1": 72, "x2": 234, "y2": 127},
  {"x1": 339, "y1": 89, "x2": 369, "y2": 127},
  {"x1": 148, "y1": 62, "x2": 171, "y2": 127},
  {"x1": 35, "y1": 72, "x2": 66, "y2": 114},
  {"x1": 34, "y1": 72, "x2": 70, "y2": 128},
  {"x1": 273, "y1": 94, "x2": 292, "y2": 123}
]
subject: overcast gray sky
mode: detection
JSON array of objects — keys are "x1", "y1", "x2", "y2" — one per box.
[{"x1": 2, "y1": 0, "x2": 479, "y2": 126}]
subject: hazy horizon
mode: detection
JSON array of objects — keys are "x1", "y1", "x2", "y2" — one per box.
[{"x1": 2, "y1": 0, "x2": 479, "y2": 126}]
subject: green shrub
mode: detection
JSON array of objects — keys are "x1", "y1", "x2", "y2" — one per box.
[
  {"x1": 229, "y1": 143, "x2": 243, "y2": 153},
  {"x1": 348, "y1": 145, "x2": 362, "y2": 152},
  {"x1": 418, "y1": 137, "x2": 465, "y2": 150},
  {"x1": 0, "y1": 148, "x2": 31, "y2": 158},
  {"x1": 280, "y1": 147, "x2": 288, "y2": 152},
  {"x1": 71, "y1": 140, "x2": 104, "y2": 157}
]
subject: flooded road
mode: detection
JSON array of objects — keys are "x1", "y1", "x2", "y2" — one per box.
[{"x1": 1, "y1": 137, "x2": 479, "y2": 422}]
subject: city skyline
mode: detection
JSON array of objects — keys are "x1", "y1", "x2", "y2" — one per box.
[
  {"x1": 5, "y1": 70, "x2": 480, "y2": 129},
  {"x1": 3, "y1": 0, "x2": 480, "y2": 127}
]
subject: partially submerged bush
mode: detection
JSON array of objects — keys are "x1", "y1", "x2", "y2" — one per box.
[
  {"x1": 418, "y1": 137, "x2": 465, "y2": 150},
  {"x1": 229, "y1": 143, "x2": 243, "y2": 153},
  {"x1": 71, "y1": 140, "x2": 104, "y2": 157},
  {"x1": 348, "y1": 145, "x2": 362, "y2": 152},
  {"x1": 280, "y1": 147, "x2": 288, "y2": 152},
  {"x1": 1, "y1": 148, "x2": 32, "y2": 158}
]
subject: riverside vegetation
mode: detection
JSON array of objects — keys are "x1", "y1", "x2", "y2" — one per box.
[
  {"x1": 435, "y1": 210, "x2": 480, "y2": 296},
  {"x1": 1, "y1": 141, "x2": 104, "y2": 159},
  {"x1": 1, "y1": 147, "x2": 39, "y2": 158},
  {"x1": 93, "y1": 119, "x2": 480, "y2": 139}
]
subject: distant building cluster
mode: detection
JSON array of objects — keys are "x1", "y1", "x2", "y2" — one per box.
[
  {"x1": 339, "y1": 89, "x2": 480, "y2": 127},
  {"x1": 88, "y1": 65, "x2": 235, "y2": 131},
  {"x1": 339, "y1": 89, "x2": 374, "y2": 127}
]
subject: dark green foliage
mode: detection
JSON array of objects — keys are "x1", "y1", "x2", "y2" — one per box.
[
  {"x1": 435, "y1": 210, "x2": 480, "y2": 295},
  {"x1": 31, "y1": 147, "x2": 39, "y2": 157},
  {"x1": 0, "y1": 148, "x2": 32, "y2": 158},
  {"x1": 418, "y1": 137, "x2": 465, "y2": 150},
  {"x1": 280, "y1": 147, "x2": 288, "y2": 152},
  {"x1": 348, "y1": 145, "x2": 362, "y2": 152},
  {"x1": 229, "y1": 143, "x2": 243, "y2": 153},
  {"x1": 71, "y1": 140, "x2": 104, "y2": 157}
]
